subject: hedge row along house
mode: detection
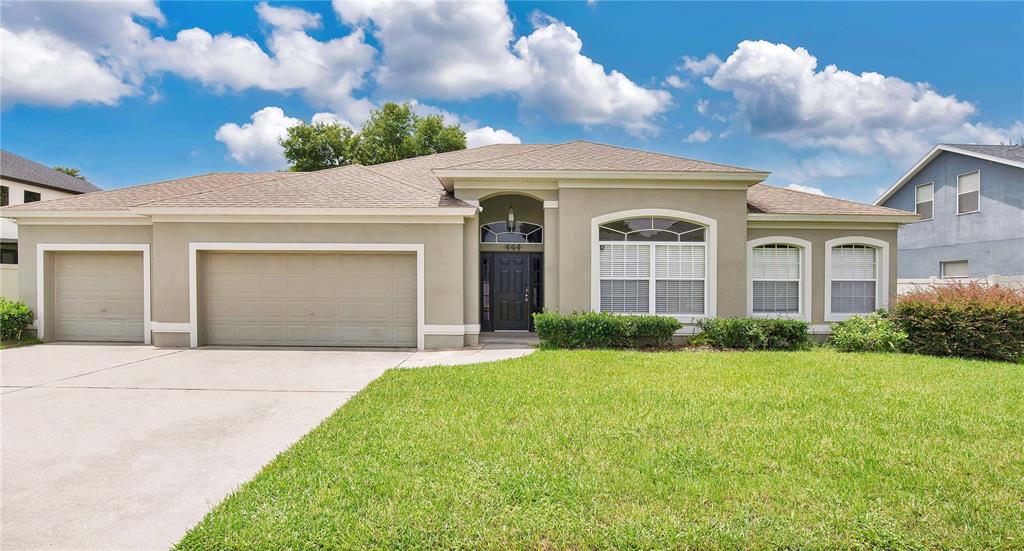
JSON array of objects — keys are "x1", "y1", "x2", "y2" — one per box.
[{"x1": 0, "y1": 141, "x2": 917, "y2": 348}]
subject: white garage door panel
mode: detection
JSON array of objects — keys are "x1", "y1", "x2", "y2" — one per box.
[
  {"x1": 203, "y1": 252, "x2": 416, "y2": 347},
  {"x1": 53, "y1": 252, "x2": 145, "y2": 342}
]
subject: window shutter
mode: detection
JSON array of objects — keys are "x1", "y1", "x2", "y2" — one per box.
[{"x1": 600, "y1": 244, "x2": 650, "y2": 278}]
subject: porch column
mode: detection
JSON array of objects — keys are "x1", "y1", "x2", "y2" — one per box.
[
  {"x1": 463, "y1": 208, "x2": 480, "y2": 346},
  {"x1": 543, "y1": 200, "x2": 559, "y2": 312}
]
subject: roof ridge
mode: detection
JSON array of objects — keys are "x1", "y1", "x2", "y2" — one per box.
[
  {"x1": 758, "y1": 183, "x2": 910, "y2": 214},
  {"x1": 572, "y1": 140, "x2": 761, "y2": 173},
  {"x1": 436, "y1": 142, "x2": 566, "y2": 170},
  {"x1": 355, "y1": 163, "x2": 444, "y2": 195},
  {"x1": 131, "y1": 172, "x2": 302, "y2": 208},
  {"x1": 353, "y1": 164, "x2": 472, "y2": 208}
]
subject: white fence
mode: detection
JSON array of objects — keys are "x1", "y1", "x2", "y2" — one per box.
[{"x1": 897, "y1": 275, "x2": 1024, "y2": 295}]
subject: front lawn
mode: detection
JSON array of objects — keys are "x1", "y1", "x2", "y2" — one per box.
[{"x1": 178, "y1": 350, "x2": 1024, "y2": 550}]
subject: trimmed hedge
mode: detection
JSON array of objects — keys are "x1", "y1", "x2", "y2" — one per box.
[
  {"x1": 0, "y1": 298, "x2": 34, "y2": 342},
  {"x1": 693, "y1": 317, "x2": 810, "y2": 350},
  {"x1": 830, "y1": 312, "x2": 908, "y2": 353},
  {"x1": 892, "y1": 283, "x2": 1024, "y2": 362},
  {"x1": 533, "y1": 312, "x2": 681, "y2": 349}
]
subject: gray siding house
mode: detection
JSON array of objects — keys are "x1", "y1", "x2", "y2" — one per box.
[{"x1": 876, "y1": 144, "x2": 1024, "y2": 279}]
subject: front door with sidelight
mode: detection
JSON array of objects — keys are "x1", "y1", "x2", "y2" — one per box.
[{"x1": 482, "y1": 252, "x2": 542, "y2": 331}]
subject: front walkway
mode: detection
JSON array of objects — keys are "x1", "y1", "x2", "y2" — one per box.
[{"x1": 0, "y1": 343, "x2": 533, "y2": 550}]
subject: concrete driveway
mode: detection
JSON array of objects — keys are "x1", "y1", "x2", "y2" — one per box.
[{"x1": 1, "y1": 343, "x2": 532, "y2": 550}]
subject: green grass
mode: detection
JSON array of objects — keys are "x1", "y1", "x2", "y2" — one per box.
[
  {"x1": 0, "y1": 336, "x2": 42, "y2": 349},
  {"x1": 178, "y1": 350, "x2": 1024, "y2": 550}
]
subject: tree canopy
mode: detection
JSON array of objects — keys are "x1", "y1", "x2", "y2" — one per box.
[
  {"x1": 278, "y1": 102, "x2": 466, "y2": 172},
  {"x1": 52, "y1": 166, "x2": 89, "y2": 181}
]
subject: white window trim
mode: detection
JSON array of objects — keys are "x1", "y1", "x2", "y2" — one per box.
[
  {"x1": 187, "y1": 243, "x2": 425, "y2": 349},
  {"x1": 746, "y1": 237, "x2": 812, "y2": 321},
  {"x1": 914, "y1": 182, "x2": 934, "y2": 221},
  {"x1": 35, "y1": 243, "x2": 151, "y2": 344},
  {"x1": 824, "y1": 236, "x2": 889, "y2": 322},
  {"x1": 956, "y1": 170, "x2": 981, "y2": 215},
  {"x1": 940, "y1": 260, "x2": 969, "y2": 279},
  {"x1": 590, "y1": 209, "x2": 717, "y2": 323}
]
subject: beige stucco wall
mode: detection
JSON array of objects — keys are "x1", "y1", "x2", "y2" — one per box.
[
  {"x1": 746, "y1": 226, "x2": 899, "y2": 324},
  {"x1": 554, "y1": 186, "x2": 750, "y2": 316},
  {"x1": 15, "y1": 224, "x2": 154, "y2": 338},
  {"x1": 17, "y1": 221, "x2": 467, "y2": 347},
  {"x1": 1, "y1": 264, "x2": 18, "y2": 299}
]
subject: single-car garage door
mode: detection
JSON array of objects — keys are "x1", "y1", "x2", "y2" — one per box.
[
  {"x1": 202, "y1": 252, "x2": 416, "y2": 347},
  {"x1": 53, "y1": 252, "x2": 145, "y2": 342}
]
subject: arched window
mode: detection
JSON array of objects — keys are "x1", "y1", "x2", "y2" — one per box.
[
  {"x1": 829, "y1": 244, "x2": 878, "y2": 315},
  {"x1": 480, "y1": 221, "x2": 542, "y2": 243},
  {"x1": 751, "y1": 244, "x2": 801, "y2": 314},
  {"x1": 597, "y1": 217, "x2": 706, "y2": 315}
]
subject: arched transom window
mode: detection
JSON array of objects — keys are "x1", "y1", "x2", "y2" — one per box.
[
  {"x1": 480, "y1": 221, "x2": 543, "y2": 243},
  {"x1": 598, "y1": 217, "x2": 706, "y2": 315}
]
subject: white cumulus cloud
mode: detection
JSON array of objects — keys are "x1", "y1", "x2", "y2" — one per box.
[
  {"x1": 513, "y1": 14, "x2": 672, "y2": 133},
  {"x1": 701, "y1": 40, "x2": 1023, "y2": 159},
  {"x1": 214, "y1": 106, "x2": 303, "y2": 169},
  {"x1": 466, "y1": 127, "x2": 522, "y2": 148},
  {"x1": 785, "y1": 183, "x2": 827, "y2": 196},
  {"x1": 0, "y1": 28, "x2": 132, "y2": 107},
  {"x1": 680, "y1": 53, "x2": 722, "y2": 75},
  {"x1": 684, "y1": 128, "x2": 712, "y2": 143},
  {"x1": 663, "y1": 75, "x2": 690, "y2": 89},
  {"x1": 334, "y1": 2, "x2": 670, "y2": 132}
]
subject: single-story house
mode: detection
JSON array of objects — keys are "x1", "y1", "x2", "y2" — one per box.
[
  {"x1": 1, "y1": 150, "x2": 102, "y2": 299},
  {"x1": 1, "y1": 141, "x2": 917, "y2": 349}
]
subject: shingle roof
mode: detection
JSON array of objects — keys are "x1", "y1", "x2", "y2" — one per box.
[
  {"x1": 941, "y1": 144, "x2": 1024, "y2": 163},
  {"x1": 1, "y1": 150, "x2": 102, "y2": 194},
  {"x1": 3, "y1": 172, "x2": 300, "y2": 211},
  {"x1": 747, "y1": 184, "x2": 914, "y2": 216},
  {"x1": 3, "y1": 142, "x2": 904, "y2": 218},
  {"x1": 439, "y1": 141, "x2": 760, "y2": 173},
  {"x1": 139, "y1": 165, "x2": 466, "y2": 209}
]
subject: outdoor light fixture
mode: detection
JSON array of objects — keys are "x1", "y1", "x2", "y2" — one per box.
[{"x1": 507, "y1": 206, "x2": 515, "y2": 231}]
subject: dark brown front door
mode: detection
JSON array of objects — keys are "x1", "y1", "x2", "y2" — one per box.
[{"x1": 493, "y1": 253, "x2": 531, "y2": 330}]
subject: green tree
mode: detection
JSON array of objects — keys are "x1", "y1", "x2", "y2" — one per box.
[
  {"x1": 354, "y1": 102, "x2": 466, "y2": 165},
  {"x1": 409, "y1": 114, "x2": 467, "y2": 157},
  {"x1": 278, "y1": 102, "x2": 467, "y2": 171},
  {"x1": 279, "y1": 123, "x2": 358, "y2": 172},
  {"x1": 53, "y1": 166, "x2": 88, "y2": 181}
]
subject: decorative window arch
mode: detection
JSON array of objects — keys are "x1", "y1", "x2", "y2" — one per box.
[
  {"x1": 590, "y1": 209, "x2": 717, "y2": 321},
  {"x1": 824, "y1": 236, "x2": 890, "y2": 321},
  {"x1": 480, "y1": 221, "x2": 542, "y2": 243},
  {"x1": 746, "y1": 236, "x2": 812, "y2": 321}
]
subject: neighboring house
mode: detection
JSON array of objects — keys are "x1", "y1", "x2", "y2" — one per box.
[
  {"x1": 876, "y1": 144, "x2": 1024, "y2": 280},
  {"x1": 0, "y1": 141, "x2": 915, "y2": 348},
  {"x1": 0, "y1": 151, "x2": 101, "y2": 299}
]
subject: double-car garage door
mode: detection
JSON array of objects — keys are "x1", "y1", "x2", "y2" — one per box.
[
  {"x1": 201, "y1": 252, "x2": 417, "y2": 347},
  {"x1": 49, "y1": 250, "x2": 416, "y2": 347}
]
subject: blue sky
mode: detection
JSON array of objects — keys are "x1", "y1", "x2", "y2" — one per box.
[{"x1": 1, "y1": 1, "x2": 1021, "y2": 203}]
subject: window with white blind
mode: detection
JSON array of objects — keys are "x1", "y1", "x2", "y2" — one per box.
[
  {"x1": 598, "y1": 217, "x2": 706, "y2": 315},
  {"x1": 751, "y1": 244, "x2": 801, "y2": 314},
  {"x1": 957, "y1": 171, "x2": 980, "y2": 214},
  {"x1": 915, "y1": 182, "x2": 933, "y2": 220},
  {"x1": 829, "y1": 244, "x2": 877, "y2": 314}
]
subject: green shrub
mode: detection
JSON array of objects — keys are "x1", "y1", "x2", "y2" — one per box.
[
  {"x1": 533, "y1": 311, "x2": 681, "y2": 349},
  {"x1": 0, "y1": 298, "x2": 34, "y2": 341},
  {"x1": 693, "y1": 317, "x2": 810, "y2": 350},
  {"x1": 892, "y1": 283, "x2": 1024, "y2": 362},
  {"x1": 830, "y1": 312, "x2": 908, "y2": 353}
]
